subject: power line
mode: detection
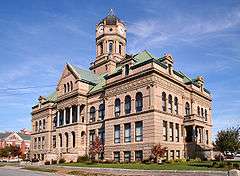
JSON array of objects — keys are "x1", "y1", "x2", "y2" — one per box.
[{"x1": 0, "y1": 84, "x2": 56, "y2": 91}]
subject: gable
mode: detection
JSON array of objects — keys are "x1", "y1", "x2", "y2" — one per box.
[{"x1": 5, "y1": 133, "x2": 23, "y2": 142}]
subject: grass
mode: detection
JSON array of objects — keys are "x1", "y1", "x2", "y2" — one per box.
[
  {"x1": 67, "y1": 170, "x2": 115, "y2": 176},
  {"x1": 62, "y1": 161, "x2": 235, "y2": 171},
  {"x1": 22, "y1": 166, "x2": 58, "y2": 173}
]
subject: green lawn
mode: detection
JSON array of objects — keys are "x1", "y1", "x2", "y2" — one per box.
[{"x1": 62, "y1": 161, "x2": 238, "y2": 171}]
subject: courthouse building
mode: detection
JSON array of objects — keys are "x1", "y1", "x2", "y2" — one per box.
[{"x1": 31, "y1": 11, "x2": 213, "y2": 162}]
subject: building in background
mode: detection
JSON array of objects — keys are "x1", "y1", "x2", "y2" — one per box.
[
  {"x1": 0, "y1": 129, "x2": 31, "y2": 158},
  {"x1": 31, "y1": 10, "x2": 213, "y2": 162}
]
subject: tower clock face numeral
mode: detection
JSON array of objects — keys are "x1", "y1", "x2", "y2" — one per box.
[{"x1": 98, "y1": 26, "x2": 104, "y2": 34}]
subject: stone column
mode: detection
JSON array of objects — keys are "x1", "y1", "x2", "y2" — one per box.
[
  {"x1": 77, "y1": 105, "x2": 80, "y2": 122},
  {"x1": 63, "y1": 109, "x2": 66, "y2": 125},
  {"x1": 70, "y1": 106, "x2": 73, "y2": 124}
]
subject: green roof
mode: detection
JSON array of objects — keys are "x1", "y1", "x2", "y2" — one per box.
[
  {"x1": 17, "y1": 133, "x2": 31, "y2": 141},
  {"x1": 89, "y1": 73, "x2": 106, "y2": 93},
  {"x1": 47, "y1": 91, "x2": 57, "y2": 102},
  {"x1": 133, "y1": 50, "x2": 157, "y2": 64},
  {"x1": 69, "y1": 64, "x2": 99, "y2": 84}
]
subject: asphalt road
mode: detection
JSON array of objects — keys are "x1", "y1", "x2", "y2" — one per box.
[{"x1": 0, "y1": 166, "x2": 63, "y2": 176}]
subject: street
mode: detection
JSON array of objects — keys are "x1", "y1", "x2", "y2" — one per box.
[
  {"x1": 0, "y1": 166, "x2": 63, "y2": 176},
  {"x1": 0, "y1": 165, "x2": 228, "y2": 176}
]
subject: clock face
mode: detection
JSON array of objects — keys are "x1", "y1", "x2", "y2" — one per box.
[
  {"x1": 118, "y1": 26, "x2": 125, "y2": 34},
  {"x1": 98, "y1": 26, "x2": 104, "y2": 34}
]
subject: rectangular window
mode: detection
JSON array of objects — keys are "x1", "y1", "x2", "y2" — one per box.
[
  {"x1": 89, "y1": 130, "x2": 95, "y2": 144},
  {"x1": 135, "y1": 150, "x2": 143, "y2": 161},
  {"x1": 114, "y1": 151, "x2": 120, "y2": 162},
  {"x1": 124, "y1": 151, "x2": 131, "y2": 162},
  {"x1": 170, "y1": 150, "x2": 174, "y2": 160},
  {"x1": 42, "y1": 136, "x2": 45, "y2": 149},
  {"x1": 206, "y1": 130, "x2": 209, "y2": 144},
  {"x1": 34, "y1": 138, "x2": 37, "y2": 149},
  {"x1": 176, "y1": 150, "x2": 180, "y2": 159},
  {"x1": 124, "y1": 123, "x2": 131, "y2": 143},
  {"x1": 169, "y1": 122, "x2": 174, "y2": 142},
  {"x1": 114, "y1": 125, "x2": 120, "y2": 144},
  {"x1": 52, "y1": 135, "x2": 56, "y2": 148},
  {"x1": 98, "y1": 128, "x2": 105, "y2": 145},
  {"x1": 135, "y1": 121, "x2": 143, "y2": 142},
  {"x1": 163, "y1": 121, "x2": 168, "y2": 141},
  {"x1": 38, "y1": 137, "x2": 41, "y2": 149},
  {"x1": 175, "y1": 124, "x2": 179, "y2": 142}
]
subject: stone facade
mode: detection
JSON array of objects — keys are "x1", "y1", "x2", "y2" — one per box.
[{"x1": 31, "y1": 11, "x2": 213, "y2": 162}]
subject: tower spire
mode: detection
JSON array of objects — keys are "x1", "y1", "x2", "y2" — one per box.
[{"x1": 108, "y1": 8, "x2": 114, "y2": 16}]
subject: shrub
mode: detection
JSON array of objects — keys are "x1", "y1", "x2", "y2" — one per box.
[
  {"x1": 175, "y1": 158, "x2": 187, "y2": 163},
  {"x1": 44, "y1": 161, "x2": 50, "y2": 165},
  {"x1": 77, "y1": 155, "x2": 89, "y2": 163},
  {"x1": 214, "y1": 154, "x2": 224, "y2": 161},
  {"x1": 31, "y1": 158, "x2": 39, "y2": 163},
  {"x1": 59, "y1": 158, "x2": 66, "y2": 164},
  {"x1": 102, "y1": 159, "x2": 113, "y2": 164},
  {"x1": 70, "y1": 160, "x2": 73, "y2": 163},
  {"x1": 233, "y1": 163, "x2": 240, "y2": 169},
  {"x1": 51, "y1": 160, "x2": 57, "y2": 165},
  {"x1": 218, "y1": 162, "x2": 225, "y2": 168}
]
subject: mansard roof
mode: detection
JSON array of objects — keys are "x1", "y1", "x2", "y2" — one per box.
[{"x1": 45, "y1": 50, "x2": 210, "y2": 100}]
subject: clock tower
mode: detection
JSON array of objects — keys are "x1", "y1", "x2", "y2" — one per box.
[{"x1": 90, "y1": 9, "x2": 127, "y2": 75}]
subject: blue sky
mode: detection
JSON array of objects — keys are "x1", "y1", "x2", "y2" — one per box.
[{"x1": 0, "y1": 0, "x2": 239, "y2": 139}]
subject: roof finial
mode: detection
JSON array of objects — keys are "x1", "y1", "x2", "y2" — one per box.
[{"x1": 108, "y1": 8, "x2": 114, "y2": 16}]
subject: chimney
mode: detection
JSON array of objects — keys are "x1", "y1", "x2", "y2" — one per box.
[{"x1": 196, "y1": 76, "x2": 204, "y2": 92}]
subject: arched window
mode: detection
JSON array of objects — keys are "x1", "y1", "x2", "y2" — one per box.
[
  {"x1": 65, "y1": 132, "x2": 69, "y2": 149},
  {"x1": 64, "y1": 84, "x2": 66, "y2": 93},
  {"x1": 115, "y1": 98, "x2": 121, "y2": 117},
  {"x1": 70, "y1": 81, "x2": 73, "y2": 91},
  {"x1": 109, "y1": 42, "x2": 113, "y2": 53},
  {"x1": 72, "y1": 131, "x2": 75, "y2": 148},
  {"x1": 99, "y1": 103, "x2": 105, "y2": 120},
  {"x1": 39, "y1": 120, "x2": 42, "y2": 130},
  {"x1": 162, "y1": 92, "x2": 167, "y2": 112},
  {"x1": 136, "y1": 92, "x2": 143, "y2": 112},
  {"x1": 125, "y1": 64, "x2": 129, "y2": 76},
  {"x1": 174, "y1": 97, "x2": 178, "y2": 114},
  {"x1": 125, "y1": 95, "x2": 131, "y2": 114},
  {"x1": 90, "y1": 106, "x2": 96, "y2": 122},
  {"x1": 185, "y1": 102, "x2": 190, "y2": 115},
  {"x1": 59, "y1": 134, "x2": 62, "y2": 147},
  {"x1": 197, "y1": 106, "x2": 200, "y2": 116},
  {"x1": 168, "y1": 94, "x2": 172, "y2": 113},
  {"x1": 43, "y1": 119, "x2": 46, "y2": 129},
  {"x1": 67, "y1": 82, "x2": 70, "y2": 92},
  {"x1": 205, "y1": 109, "x2": 208, "y2": 121},
  {"x1": 35, "y1": 121, "x2": 38, "y2": 132}
]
